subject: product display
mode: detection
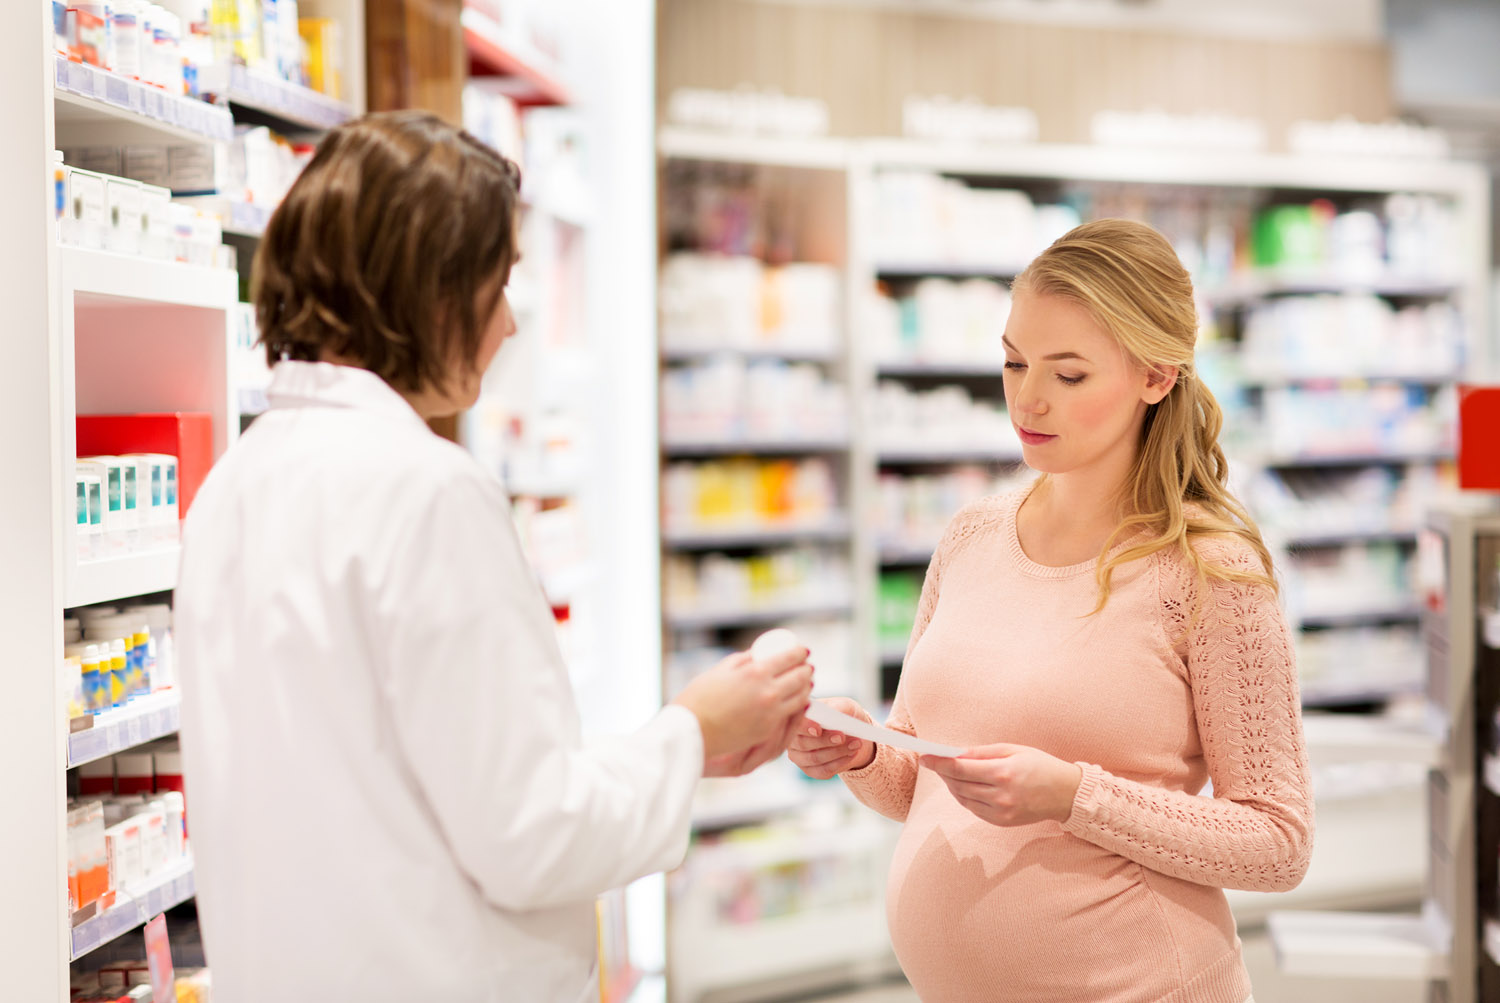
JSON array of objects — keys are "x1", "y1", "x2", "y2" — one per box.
[
  {"x1": 661, "y1": 254, "x2": 841, "y2": 356},
  {"x1": 871, "y1": 172, "x2": 1081, "y2": 270},
  {"x1": 57, "y1": 155, "x2": 233, "y2": 267},
  {"x1": 870, "y1": 381, "x2": 1019, "y2": 455},
  {"x1": 868, "y1": 278, "x2": 1011, "y2": 365},
  {"x1": 664, "y1": 458, "x2": 841, "y2": 533},
  {"x1": 662, "y1": 357, "x2": 848, "y2": 445},
  {"x1": 876, "y1": 466, "x2": 1032, "y2": 554},
  {"x1": 1239, "y1": 295, "x2": 1464, "y2": 380},
  {"x1": 665, "y1": 547, "x2": 853, "y2": 622}
]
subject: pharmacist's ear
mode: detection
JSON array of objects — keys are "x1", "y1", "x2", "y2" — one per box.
[{"x1": 1142, "y1": 364, "x2": 1177, "y2": 405}]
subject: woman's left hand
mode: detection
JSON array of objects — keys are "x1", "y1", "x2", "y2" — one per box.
[{"x1": 920, "y1": 745, "x2": 1084, "y2": 827}]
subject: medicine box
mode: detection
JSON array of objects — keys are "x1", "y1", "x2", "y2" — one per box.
[
  {"x1": 77, "y1": 413, "x2": 212, "y2": 517},
  {"x1": 67, "y1": 167, "x2": 107, "y2": 251},
  {"x1": 105, "y1": 177, "x2": 143, "y2": 256},
  {"x1": 138, "y1": 184, "x2": 173, "y2": 261},
  {"x1": 76, "y1": 456, "x2": 134, "y2": 555}
]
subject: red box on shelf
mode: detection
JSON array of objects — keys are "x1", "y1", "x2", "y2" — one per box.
[
  {"x1": 76, "y1": 413, "x2": 213, "y2": 517},
  {"x1": 1458, "y1": 385, "x2": 1500, "y2": 491}
]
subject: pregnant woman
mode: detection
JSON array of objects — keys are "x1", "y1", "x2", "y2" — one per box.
[{"x1": 790, "y1": 219, "x2": 1311, "y2": 1003}]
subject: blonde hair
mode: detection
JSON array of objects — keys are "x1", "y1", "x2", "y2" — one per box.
[{"x1": 1011, "y1": 218, "x2": 1276, "y2": 615}]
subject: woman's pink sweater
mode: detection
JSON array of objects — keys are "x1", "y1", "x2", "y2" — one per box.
[{"x1": 843, "y1": 489, "x2": 1313, "y2": 1003}]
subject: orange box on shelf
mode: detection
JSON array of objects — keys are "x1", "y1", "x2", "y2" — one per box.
[
  {"x1": 1458, "y1": 385, "x2": 1500, "y2": 491},
  {"x1": 76, "y1": 413, "x2": 213, "y2": 517}
]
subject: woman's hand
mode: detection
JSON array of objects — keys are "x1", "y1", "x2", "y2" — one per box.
[
  {"x1": 787, "y1": 698, "x2": 877, "y2": 779},
  {"x1": 673, "y1": 649, "x2": 813, "y2": 775},
  {"x1": 921, "y1": 744, "x2": 1083, "y2": 827}
]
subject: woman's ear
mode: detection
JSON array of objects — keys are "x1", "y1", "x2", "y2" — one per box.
[{"x1": 1142, "y1": 365, "x2": 1178, "y2": 405}]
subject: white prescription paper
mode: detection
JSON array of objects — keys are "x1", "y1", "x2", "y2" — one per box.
[{"x1": 805, "y1": 701, "x2": 965, "y2": 758}]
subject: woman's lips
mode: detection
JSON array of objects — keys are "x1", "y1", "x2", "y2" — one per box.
[{"x1": 1017, "y1": 426, "x2": 1057, "y2": 446}]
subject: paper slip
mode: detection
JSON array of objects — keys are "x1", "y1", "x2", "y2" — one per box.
[{"x1": 805, "y1": 701, "x2": 965, "y2": 758}]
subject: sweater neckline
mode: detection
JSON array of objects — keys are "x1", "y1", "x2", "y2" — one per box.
[{"x1": 1003, "y1": 482, "x2": 1150, "y2": 580}]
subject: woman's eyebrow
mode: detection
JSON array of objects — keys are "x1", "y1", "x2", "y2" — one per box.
[{"x1": 1002, "y1": 336, "x2": 1088, "y2": 363}]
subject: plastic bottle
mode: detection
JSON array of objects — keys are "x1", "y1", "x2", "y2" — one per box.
[
  {"x1": 109, "y1": 639, "x2": 129, "y2": 707},
  {"x1": 111, "y1": 0, "x2": 143, "y2": 80}
]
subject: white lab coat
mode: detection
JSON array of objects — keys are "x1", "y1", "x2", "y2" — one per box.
[{"x1": 175, "y1": 361, "x2": 703, "y2": 1002}]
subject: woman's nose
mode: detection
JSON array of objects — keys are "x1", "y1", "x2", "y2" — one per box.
[{"x1": 1011, "y1": 376, "x2": 1047, "y2": 417}]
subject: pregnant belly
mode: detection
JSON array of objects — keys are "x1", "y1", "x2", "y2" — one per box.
[{"x1": 886, "y1": 800, "x2": 1231, "y2": 1003}]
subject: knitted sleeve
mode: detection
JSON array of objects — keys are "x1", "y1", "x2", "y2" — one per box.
[
  {"x1": 842, "y1": 496, "x2": 1007, "y2": 822},
  {"x1": 1059, "y1": 536, "x2": 1314, "y2": 893}
]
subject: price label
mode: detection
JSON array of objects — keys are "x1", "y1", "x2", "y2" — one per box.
[
  {"x1": 125, "y1": 716, "x2": 145, "y2": 747},
  {"x1": 67, "y1": 62, "x2": 90, "y2": 95},
  {"x1": 129, "y1": 81, "x2": 145, "y2": 115},
  {"x1": 55, "y1": 55, "x2": 68, "y2": 90},
  {"x1": 144, "y1": 914, "x2": 175, "y2": 1003},
  {"x1": 105, "y1": 74, "x2": 129, "y2": 108}
]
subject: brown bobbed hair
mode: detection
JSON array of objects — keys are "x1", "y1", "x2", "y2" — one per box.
[{"x1": 252, "y1": 110, "x2": 522, "y2": 395}]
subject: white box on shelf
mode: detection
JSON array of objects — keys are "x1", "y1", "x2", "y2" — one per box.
[
  {"x1": 67, "y1": 168, "x2": 108, "y2": 250},
  {"x1": 103, "y1": 177, "x2": 143, "y2": 257}
]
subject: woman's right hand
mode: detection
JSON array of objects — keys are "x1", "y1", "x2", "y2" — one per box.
[
  {"x1": 672, "y1": 648, "x2": 814, "y2": 768},
  {"x1": 788, "y1": 698, "x2": 878, "y2": 778}
]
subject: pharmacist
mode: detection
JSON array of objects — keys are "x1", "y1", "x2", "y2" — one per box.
[{"x1": 173, "y1": 111, "x2": 814, "y2": 1003}]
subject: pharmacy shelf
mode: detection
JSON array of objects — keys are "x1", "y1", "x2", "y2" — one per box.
[
  {"x1": 1228, "y1": 780, "x2": 1425, "y2": 926},
  {"x1": 875, "y1": 360, "x2": 1008, "y2": 379},
  {"x1": 174, "y1": 196, "x2": 274, "y2": 240},
  {"x1": 664, "y1": 518, "x2": 852, "y2": 550},
  {"x1": 1266, "y1": 909, "x2": 1448, "y2": 980},
  {"x1": 1280, "y1": 528, "x2": 1420, "y2": 548},
  {"x1": 65, "y1": 548, "x2": 180, "y2": 611},
  {"x1": 1299, "y1": 603, "x2": 1425, "y2": 629},
  {"x1": 67, "y1": 691, "x2": 180, "y2": 769},
  {"x1": 1300, "y1": 711, "x2": 1444, "y2": 768},
  {"x1": 1201, "y1": 271, "x2": 1464, "y2": 306},
  {"x1": 1301, "y1": 681, "x2": 1425, "y2": 708},
  {"x1": 689, "y1": 819, "x2": 891, "y2": 872},
  {"x1": 197, "y1": 62, "x2": 353, "y2": 132},
  {"x1": 462, "y1": 7, "x2": 573, "y2": 105},
  {"x1": 667, "y1": 600, "x2": 855, "y2": 633},
  {"x1": 662, "y1": 437, "x2": 851, "y2": 457},
  {"x1": 1265, "y1": 450, "x2": 1452, "y2": 469},
  {"x1": 52, "y1": 56, "x2": 234, "y2": 147},
  {"x1": 1242, "y1": 372, "x2": 1456, "y2": 389},
  {"x1": 861, "y1": 136, "x2": 1488, "y2": 197},
  {"x1": 70, "y1": 858, "x2": 194, "y2": 962},
  {"x1": 60, "y1": 246, "x2": 239, "y2": 311},
  {"x1": 670, "y1": 899, "x2": 896, "y2": 1002},
  {"x1": 505, "y1": 474, "x2": 581, "y2": 499},
  {"x1": 876, "y1": 446, "x2": 1024, "y2": 465},
  {"x1": 657, "y1": 127, "x2": 851, "y2": 171},
  {"x1": 661, "y1": 344, "x2": 842, "y2": 365},
  {"x1": 874, "y1": 262, "x2": 1023, "y2": 281},
  {"x1": 691, "y1": 786, "x2": 821, "y2": 831},
  {"x1": 877, "y1": 541, "x2": 938, "y2": 565}
]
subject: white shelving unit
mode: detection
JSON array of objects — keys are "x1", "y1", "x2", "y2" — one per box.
[
  {"x1": 0, "y1": 4, "x2": 367, "y2": 996},
  {"x1": 69, "y1": 859, "x2": 196, "y2": 962},
  {"x1": 67, "y1": 692, "x2": 182, "y2": 769}
]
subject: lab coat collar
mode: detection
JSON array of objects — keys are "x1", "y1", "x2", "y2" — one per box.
[{"x1": 266, "y1": 361, "x2": 431, "y2": 433}]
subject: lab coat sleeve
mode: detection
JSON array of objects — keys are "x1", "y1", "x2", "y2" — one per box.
[{"x1": 370, "y1": 465, "x2": 703, "y2": 914}]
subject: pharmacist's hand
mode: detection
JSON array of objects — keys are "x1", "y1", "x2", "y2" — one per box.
[
  {"x1": 703, "y1": 713, "x2": 805, "y2": 778},
  {"x1": 673, "y1": 649, "x2": 814, "y2": 771},
  {"x1": 787, "y1": 698, "x2": 877, "y2": 779},
  {"x1": 920, "y1": 744, "x2": 1083, "y2": 827}
]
